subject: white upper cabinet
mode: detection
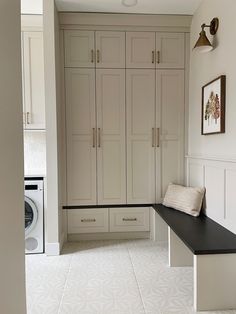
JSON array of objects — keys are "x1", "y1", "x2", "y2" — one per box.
[
  {"x1": 65, "y1": 68, "x2": 97, "y2": 205},
  {"x1": 126, "y1": 32, "x2": 155, "y2": 69},
  {"x1": 64, "y1": 30, "x2": 95, "y2": 68},
  {"x1": 95, "y1": 31, "x2": 125, "y2": 68},
  {"x1": 155, "y1": 33, "x2": 185, "y2": 69},
  {"x1": 96, "y1": 69, "x2": 126, "y2": 204},
  {"x1": 126, "y1": 69, "x2": 156, "y2": 204},
  {"x1": 22, "y1": 31, "x2": 45, "y2": 129},
  {"x1": 64, "y1": 30, "x2": 125, "y2": 68}
]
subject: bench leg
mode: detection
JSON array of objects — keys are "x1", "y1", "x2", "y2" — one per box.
[
  {"x1": 152, "y1": 210, "x2": 168, "y2": 242},
  {"x1": 194, "y1": 254, "x2": 236, "y2": 311},
  {"x1": 168, "y1": 227, "x2": 193, "y2": 267}
]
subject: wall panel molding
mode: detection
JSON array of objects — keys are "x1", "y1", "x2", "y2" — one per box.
[{"x1": 187, "y1": 155, "x2": 236, "y2": 234}]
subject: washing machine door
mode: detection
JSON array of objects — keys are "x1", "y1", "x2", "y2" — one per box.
[{"x1": 25, "y1": 196, "x2": 38, "y2": 236}]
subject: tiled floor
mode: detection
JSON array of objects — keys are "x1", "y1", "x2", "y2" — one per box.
[{"x1": 26, "y1": 240, "x2": 236, "y2": 314}]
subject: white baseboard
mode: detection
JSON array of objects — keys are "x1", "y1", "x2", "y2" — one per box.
[
  {"x1": 45, "y1": 242, "x2": 60, "y2": 256},
  {"x1": 67, "y1": 231, "x2": 150, "y2": 241}
]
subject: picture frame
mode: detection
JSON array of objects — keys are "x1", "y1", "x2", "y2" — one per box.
[{"x1": 201, "y1": 75, "x2": 226, "y2": 135}]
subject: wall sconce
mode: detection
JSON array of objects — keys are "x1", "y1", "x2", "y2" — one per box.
[{"x1": 193, "y1": 17, "x2": 219, "y2": 53}]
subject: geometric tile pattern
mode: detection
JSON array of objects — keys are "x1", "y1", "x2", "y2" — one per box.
[{"x1": 26, "y1": 240, "x2": 236, "y2": 314}]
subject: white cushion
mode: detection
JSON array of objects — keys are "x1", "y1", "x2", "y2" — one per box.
[{"x1": 162, "y1": 183, "x2": 205, "y2": 217}]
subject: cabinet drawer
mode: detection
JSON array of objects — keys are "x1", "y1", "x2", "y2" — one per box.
[
  {"x1": 110, "y1": 207, "x2": 150, "y2": 232},
  {"x1": 68, "y1": 208, "x2": 109, "y2": 234}
]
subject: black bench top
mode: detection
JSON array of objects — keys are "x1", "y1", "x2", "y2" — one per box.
[{"x1": 153, "y1": 204, "x2": 236, "y2": 255}]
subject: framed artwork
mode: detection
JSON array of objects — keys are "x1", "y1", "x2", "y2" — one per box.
[{"x1": 201, "y1": 75, "x2": 226, "y2": 135}]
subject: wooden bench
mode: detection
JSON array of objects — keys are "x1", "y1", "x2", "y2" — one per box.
[{"x1": 153, "y1": 204, "x2": 236, "y2": 311}]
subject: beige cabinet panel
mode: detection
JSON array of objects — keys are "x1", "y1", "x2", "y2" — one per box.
[
  {"x1": 64, "y1": 30, "x2": 95, "y2": 68},
  {"x1": 126, "y1": 32, "x2": 155, "y2": 69},
  {"x1": 96, "y1": 69, "x2": 126, "y2": 204},
  {"x1": 68, "y1": 208, "x2": 109, "y2": 233},
  {"x1": 156, "y1": 33, "x2": 185, "y2": 69},
  {"x1": 95, "y1": 31, "x2": 125, "y2": 68},
  {"x1": 23, "y1": 31, "x2": 45, "y2": 129},
  {"x1": 110, "y1": 207, "x2": 150, "y2": 232},
  {"x1": 66, "y1": 68, "x2": 97, "y2": 205},
  {"x1": 126, "y1": 69, "x2": 156, "y2": 203},
  {"x1": 156, "y1": 70, "x2": 185, "y2": 200}
]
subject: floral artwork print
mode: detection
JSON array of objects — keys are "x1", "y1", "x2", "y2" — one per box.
[
  {"x1": 202, "y1": 76, "x2": 225, "y2": 135},
  {"x1": 204, "y1": 91, "x2": 220, "y2": 125}
]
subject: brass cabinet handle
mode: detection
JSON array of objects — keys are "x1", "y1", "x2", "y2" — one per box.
[
  {"x1": 81, "y1": 218, "x2": 96, "y2": 223},
  {"x1": 152, "y1": 50, "x2": 155, "y2": 64},
  {"x1": 156, "y1": 128, "x2": 160, "y2": 147},
  {"x1": 98, "y1": 128, "x2": 101, "y2": 148},
  {"x1": 152, "y1": 128, "x2": 155, "y2": 147},
  {"x1": 122, "y1": 218, "x2": 137, "y2": 222},
  {"x1": 156, "y1": 51, "x2": 160, "y2": 64},
  {"x1": 97, "y1": 49, "x2": 100, "y2": 63},
  {"x1": 26, "y1": 112, "x2": 30, "y2": 124},
  {"x1": 91, "y1": 49, "x2": 94, "y2": 63},
  {"x1": 92, "y1": 128, "x2": 96, "y2": 148}
]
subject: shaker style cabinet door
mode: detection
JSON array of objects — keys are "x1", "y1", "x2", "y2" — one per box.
[
  {"x1": 65, "y1": 68, "x2": 97, "y2": 205},
  {"x1": 155, "y1": 33, "x2": 185, "y2": 69},
  {"x1": 126, "y1": 32, "x2": 155, "y2": 69},
  {"x1": 22, "y1": 31, "x2": 45, "y2": 129},
  {"x1": 95, "y1": 31, "x2": 125, "y2": 68},
  {"x1": 64, "y1": 30, "x2": 95, "y2": 68},
  {"x1": 96, "y1": 69, "x2": 126, "y2": 204},
  {"x1": 156, "y1": 69, "x2": 185, "y2": 201},
  {"x1": 126, "y1": 69, "x2": 156, "y2": 204}
]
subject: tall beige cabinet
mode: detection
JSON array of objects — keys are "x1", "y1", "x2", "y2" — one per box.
[{"x1": 62, "y1": 14, "x2": 189, "y2": 238}]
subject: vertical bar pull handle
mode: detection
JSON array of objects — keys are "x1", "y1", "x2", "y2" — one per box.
[
  {"x1": 26, "y1": 112, "x2": 30, "y2": 124},
  {"x1": 92, "y1": 128, "x2": 96, "y2": 148},
  {"x1": 152, "y1": 128, "x2": 155, "y2": 147},
  {"x1": 156, "y1": 51, "x2": 160, "y2": 64},
  {"x1": 91, "y1": 50, "x2": 94, "y2": 63},
  {"x1": 152, "y1": 50, "x2": 155, "y2": 64},
  {"x1": 97, "y1": 50, "x2": 100, "y2": 63},
  {"x1": 98, "y1": 128, "x2": 101, "y2": 148},
  {"x1": 156, "y1": 128, "x2": 160, "y2": 147}
]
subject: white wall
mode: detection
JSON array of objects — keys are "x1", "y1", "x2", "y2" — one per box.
[
  {"x1": 189, "y1": 0, "x2": 236, "y2": 159},
  {"x1": 188, "y1": 0, "x2": 236, "y2": 233},
  {"x1": 24, "y1": 131, "x2": 46, "y2": 175},
  {"x1": 0, "y1": 1, "x2": 26, "y2": 313}
]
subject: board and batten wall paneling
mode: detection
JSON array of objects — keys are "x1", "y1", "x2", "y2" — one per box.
[{"x1": 187, "y1": 157, "x2": 236, "y2": 234}]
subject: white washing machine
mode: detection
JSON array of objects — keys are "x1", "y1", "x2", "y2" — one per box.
[{"x1": 24, "y1": 178, "x2": 44, "y2": 254}]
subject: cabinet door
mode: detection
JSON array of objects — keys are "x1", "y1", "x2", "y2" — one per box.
[
  {"x1": 23, "y1": 32, "x2": 45, "y2": 129},
  {"x1": 156, "y1": 33, "x2": 184, "y2": 69},
  {"x1": 156, "y1": 70, "x2": 185, "y2": 201},
  {"x1": 126, "y1": 69, "x2": 156, "y2": 204},
  {"x1": 126, "y1": 32, "x2": 155, "y2": 69},
  {"x1": 65, "y1": 68, "x2": 97, "y2": 205},
  {"x1": 95, "y1": 31, "x2": 125, "y2": 68},
  {"x1": 64, "y1": 30, "x2": 95, "y2": 68},
  {"x1": 96, "y1": 69, "x2": 126, "y2": 204}
]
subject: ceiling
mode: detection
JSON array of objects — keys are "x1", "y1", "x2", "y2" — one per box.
[{"x1": 55, "y1": 0, "x2": 202, "y2": 15}]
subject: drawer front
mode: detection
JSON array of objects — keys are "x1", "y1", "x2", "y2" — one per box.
[
  {"x1": 110, "y1": 207, "x2": 150, "y2": 232},
  {"x1": 68, "y1": 208, "x2": 109, "y2": 233}
]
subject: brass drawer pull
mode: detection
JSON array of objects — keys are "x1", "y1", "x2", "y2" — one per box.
[
  {"x1": 156, "y1": 51, "x2": 160, "y2": 64},
  {"x1": 91, "y1": 49, "x2": 94, "y2": 63},
  {"x1": 152, "y1": 128, "x2": 155, "y2": 147},
  {"x1": 97, "y1": 49, "x2": 100, "y2": 63},
  {"x1": 92, "y1": 128, "x2": 96, "y2": 148},
  {"x1": 152, "y1": 50, "x2": 155, "y2": 64},
  {"x1": 26, "y1": 112, "x2": 30, "y2": 124},
  {"x1": 81, "y1": 218, "x2": 96, "y2": 223},
  {"x1": 156, "y1": 128, "x2": 160, "y2": 147},
  {"x1": 122, "y1": 218, "x2": 137, "y2": 222},
  {"x1": 98, "y1": 128, "x2": 101, "y2": 148}
]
